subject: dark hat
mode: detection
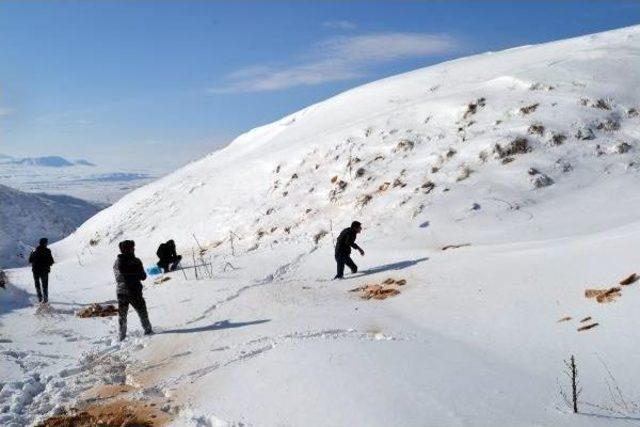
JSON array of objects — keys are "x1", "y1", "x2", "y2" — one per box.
[
  {"x1": 118, "y1": 240, "x2": 135, "y2": 253},
  {"x1": 351, "y1": 221, "x2": 362, "y2": 229},
  {"x1": 39, "y1": 238, "x2": 48, "y2": 246}
]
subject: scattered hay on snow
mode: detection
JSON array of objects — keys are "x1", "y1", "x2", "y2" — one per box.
[
  {"x1": 577, "y1": 322, "x2": 599, "y2": 332},
  {"x1": 619, "y1": 273, "x2": 639, "y2": 286},
  {"x1": 441, "y1": 243, "x2": 471, "y2": 251},
  {"x1": 585, "y1": 287, "x2": 622, "y2": 303},
  {"x1": 350, "y1": 278, "x2": 407, "y2": 300},
  {"x1": 153, "y1": 276, "x2": 171, "y2": 285},
  {"x1": 37, "y1": 399, "x2": 168, "y2": 427},
  {"x1": 76, "y1": 304, "x2": 118, "y2": 318}
]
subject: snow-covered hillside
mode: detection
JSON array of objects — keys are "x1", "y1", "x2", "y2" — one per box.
[
  {"x1": 2, "y1": 26, "x2": 640, "y2": 426},
  {"x1": 60, "y1": 25, "x2": 640, "y2": 258},
  {"x1": 0, "y1": 184, "x2": 102, "y2": 268}
]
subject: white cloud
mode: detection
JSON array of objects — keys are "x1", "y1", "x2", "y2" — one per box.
[
  {"x1": 322, "y1": 20, "x2": 357, "y2": 30},
  {"x1": 209, "y1": 32, "x2": 459, "y2": 93}
]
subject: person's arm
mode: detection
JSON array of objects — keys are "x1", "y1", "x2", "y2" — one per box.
[
  {"x1": 48, "y1": 250, "x2": 55, "y2": 266},
  {"x1": 136, "y1": 259, "x2": 147, "y2": 281},
  {"x1": 113, "y1": 260, "x2": 123, "y2": 283},
  {"x1": 349, "y1": 231, "x2": 364, "y2": 255}
]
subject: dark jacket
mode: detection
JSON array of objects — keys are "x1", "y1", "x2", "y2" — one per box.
[
  {"x1": 156, "y1": 242, "x2": 177, "y2": 263},
  {"x1": 29, "y1": 246, "x2": 54, "y2": 273},
  {"x1": 113, "y1": 253, "x2": 147, "y2": 295},
  {"x1": 335, "y1": 227, "x2": 361, "y2": 256}
]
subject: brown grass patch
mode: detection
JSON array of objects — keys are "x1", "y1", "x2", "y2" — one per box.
[
  {"x1": 77, "y1": 303, "x2": 118, "y2": 318},
  {"x1": 619, "y1": 273, "x2": 638, "y2": 286},
  {"x1": 441, "y1": 243, "x2": 471, "y2": 251},
  {"x1": 350, "y1": 284, "x2": 400, "y2": 300},
  {"x1": 153, "y1": 277, "x2": 171, "y2": 285},
  {"x1": 350, "y1": 278, "x2": 407, "y2": 300},
  {"x1": 557, "y1": 316, "x2": 572, "y2": 323},
  {"x1": 37, "y1": 399, "x2": 169, "y2": 427},
  {"x1": 585, "y1": 287, "x2": 621, "y2": 303},
  {"x1": 577, "y1": 323, "x2": 599, "y2": 332}
]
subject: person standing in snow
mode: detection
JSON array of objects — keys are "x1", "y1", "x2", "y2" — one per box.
[
  {"x1": 156, "y1": 239, "x2": 182, "y2": 273},
  {"x1": 28, "y1": 238, "x2": 54, "y2": 303},
  {"x1": 334, "y1": 221, "x2": 365, "y2": 279},
  {"x1": 114, "y1": 240, "x2": 153, "y2": 341}
]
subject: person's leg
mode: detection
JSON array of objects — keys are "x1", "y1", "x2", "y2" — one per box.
[
  {"x1": 117, "y1": 294, "x2": 129, "y2": 341},
  {"x1": 158, "y1": 261, "x2": 168, "y2": 273},
  {"x1": 170, "y1": 255, "x2": 182, "y2": 271},
  {"x1": 345, "y1": 256, "x2": 358, "y2": 274},
  {"x1": 33, "y1": 271, "x2": 43, "y2": 302},
  {"x1": 130, "y1": 292, "x2": 153, "y2": 334},
  {"x1": 41, "y1": 273, "x2": 49, "y2": 303},
  {"x1": 334, "y1": 254, "x2": 346, "y2": 279}
]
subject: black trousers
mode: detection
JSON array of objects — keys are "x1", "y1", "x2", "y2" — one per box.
[
  {"x1": 158, "y1": 255, "x2": 182, "y2": 273},
  {"x1": 33, "y1": 271, "x2": 49, "y2": 303},
  {"x1": 117, "y1": 291, "x2": 152, "y2": 340},
  {"x1": 335, "y1": 253, "x2": 358, "y2": 279}
]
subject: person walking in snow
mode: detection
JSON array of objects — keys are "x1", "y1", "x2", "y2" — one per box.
[
  {"x1": 28, "y1": 238, "x2": 54, "y2": 303},
  {"x1": 334, "y1": 221, "x2": 365, "y2": 279},
  {"x1": 156, "y1": 239, "x2": 182, "y2": 273},
  {"x1": 114, "y1": 240, "x2": 153, "y2": 341}
]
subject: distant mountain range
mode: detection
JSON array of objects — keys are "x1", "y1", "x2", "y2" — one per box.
[{"x1": 0, "y1": 154, "x2": 96, "y2": 167}]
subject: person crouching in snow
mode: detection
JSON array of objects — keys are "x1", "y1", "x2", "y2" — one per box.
[
  {"x1": 156, "y1": 239, "x2": 182, "y2": 273},
  {"x1": 334, "y1": 221, "x2": 365, "y2": 279},
  {"x1": 114, "y1": 240, "x2": 153, "y2": 341}
]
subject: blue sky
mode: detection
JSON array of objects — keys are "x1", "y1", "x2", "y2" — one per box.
[{"x1": 1, "y1": 1, "x2": 639, "y2": 171}]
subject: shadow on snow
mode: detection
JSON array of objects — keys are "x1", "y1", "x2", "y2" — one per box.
[
  {"x1": 159, "y1": 319, "x2": 271, "y2": 335},
  {"x1": 351, "y1": 257, "x2": 429, "y2": 279}
]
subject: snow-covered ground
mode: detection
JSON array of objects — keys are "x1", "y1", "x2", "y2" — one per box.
[{"x1": 2, "y1": 25, "x2": 640, "y2": 426}]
